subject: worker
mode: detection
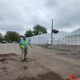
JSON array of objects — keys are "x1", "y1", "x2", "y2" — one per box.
[{"x1": 19, "y1": 36, "x2": 30, "y2": 61}]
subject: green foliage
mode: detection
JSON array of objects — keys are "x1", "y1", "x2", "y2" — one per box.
[
  {"x1": 33, "y1": 24, "x2": 47, "y2": 35},
  {"x1": 25, "y1": 24, "x2": 47, "y2": 37},
  {"x1": 0, "y1": 33, "x2": 3, "y2": 42},
  {"x1": 25, "y1": 30, "x2": 33, "y2": 37},
  {"x1": 4, "y1": 31, "x2": 20, "y2": 42}
]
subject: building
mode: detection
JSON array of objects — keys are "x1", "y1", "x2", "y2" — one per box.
[
  {"x1": 29, "y1": 31, "x2": 69, "y2": 45},
  {"x1": 65, "y1": 35, "x2": 80, "y2": 45},
  {"x1": 29, "y1": 28, "x2": 80, "y2": 45},
  {"x1": 65, "y1": 28, "x2": 80, "y2": 45}
]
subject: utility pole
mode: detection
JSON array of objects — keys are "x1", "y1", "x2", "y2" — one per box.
[{"x1": 51, "y1": 19, "x2": 53, "y2": 46}]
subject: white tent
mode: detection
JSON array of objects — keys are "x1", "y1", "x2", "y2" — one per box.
[
  {"x1": 29, "y1": 31, "x2": 69, "y2": 45},
  {"x1": 65, "y1": 28, "x2": 80, "y2": 45}
]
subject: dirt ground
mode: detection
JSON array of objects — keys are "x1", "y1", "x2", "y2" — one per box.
[
  {"x1": 0, "y1": 52, "x2": 63, "y2": 80},
  {"x1": 48, "y1": 45, "x2": 80, "y2": 60},
  {"x1": 0, "y1": 44, "x2": 80, "y2": 80}
]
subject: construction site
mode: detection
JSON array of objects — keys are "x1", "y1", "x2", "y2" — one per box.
[
  {"x1": 0, "y1": 0, "x2": 80, "y2": 80},
  {"x1": 0, "y1": 43, "x2": 80, "y2": 80}
]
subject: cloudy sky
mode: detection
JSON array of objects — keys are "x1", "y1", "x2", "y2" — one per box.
[{"x1": 0, "y1": 0, "x2": 80, "y2": 35}]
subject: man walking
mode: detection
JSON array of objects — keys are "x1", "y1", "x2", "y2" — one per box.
[{"x1": 19, "y1": 36, "x2": 30, "y2": 61}]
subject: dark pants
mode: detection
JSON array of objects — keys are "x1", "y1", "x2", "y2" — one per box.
[{"x1": 24, "y1": 48, "x2": 28, "y2": 61}]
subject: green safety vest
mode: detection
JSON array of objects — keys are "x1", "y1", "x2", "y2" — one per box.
[
  {"x1": 20, "y1": 40, "x2": 30, "y2": 49},
  {"x1": 21, "y1": 44, "x2": 24, "y2": 49},
  {"x1": 26, "y1": 39, "x2": 30, "y2": 48}
]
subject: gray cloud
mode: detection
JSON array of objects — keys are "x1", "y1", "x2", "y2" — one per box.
[
  {"x1": 45, "y1": 0, "x2": 80, "y2": 29},
  {"x1": 0, "y1": 0, "x2": 80, "y2": 34}
]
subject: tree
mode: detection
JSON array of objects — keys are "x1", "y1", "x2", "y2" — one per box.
[
  {"x1": 4, "y1": 31, "x2": 20, "y2": 42},
  {"x1": 25, "y1": 30, "x2": 33, "y2": 37},
  {"x1": 33, "y1": 24, "x2": 47, "y2": 35},
  {"x1": 0, "y1": 33, "x2": 3, "y2": 42}
]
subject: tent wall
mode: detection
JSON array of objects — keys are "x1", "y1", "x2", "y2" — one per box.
[{"x1": 65, "y1": 35, "x2": 80, "y2": 45}]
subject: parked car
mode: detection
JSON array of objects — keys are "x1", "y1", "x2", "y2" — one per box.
[{"x1": 1, "y1": 41, "x2": 7, "y2": 43}]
